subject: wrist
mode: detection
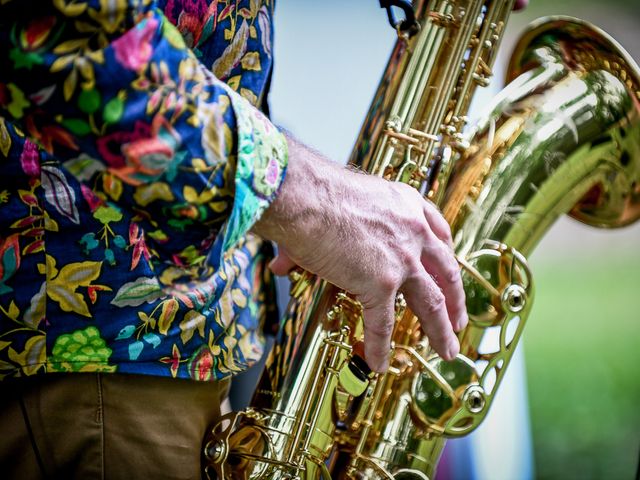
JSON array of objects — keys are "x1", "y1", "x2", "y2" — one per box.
[{"x1": 253, "y1": 133, "x2": 345, "y2": 259}]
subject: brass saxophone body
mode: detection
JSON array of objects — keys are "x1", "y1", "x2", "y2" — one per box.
[{"x1": 205, "y1": 2, "x2": 640, "y2": 478}]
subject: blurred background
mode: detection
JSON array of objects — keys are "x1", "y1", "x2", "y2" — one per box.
[{"x1": 265, "y1": 1, "x2": 639, "y2": 478}]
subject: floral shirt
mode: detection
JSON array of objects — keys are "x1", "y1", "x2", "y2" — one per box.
[{"x1": 0, "y1": 0, "x2": 287, "y2": 381}]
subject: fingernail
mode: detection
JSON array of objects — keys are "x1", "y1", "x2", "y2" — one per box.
[
  {"x1": 377, "y1": 359, "x2": 390, "y2": 373},
  {"x1": 369, "y1": 357, "x2": 389, "y2": 373},
  {"x1": 447, "y1": 340, "x2": 460, "y2": 360},
  {"x1": 455, "y1": 313, "x2": 469, "y2": 332}
]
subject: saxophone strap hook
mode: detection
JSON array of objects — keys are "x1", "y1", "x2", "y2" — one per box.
[{"x1": 379, "y1": 0, "x2": 421, "y2": 37}]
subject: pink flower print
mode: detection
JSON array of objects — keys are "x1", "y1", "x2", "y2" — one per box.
[
  {"x1": 112, "y1": 17, "x2": 158, "y2": 72},
  {"x1": 97, "y1": 117, "x2": 179, "y2": 186},
  {"x1": 252, "y1": 110, "x2": 272, "y2": 134},
  {"x1": 265, "y1": 157, "x2": 280, "y2": 188},
  {"x1": 80, "y1": 184, "x2": 105, "y2": 213},
  {"x1": 97, "y1": 121, "x2": 152, "y2": 168},
  {"x1": 20, "y1": 139, "x2": 40, "y2": 177},
  {"x1": 257, "y1": 7, "x2": 272, "y2": 58}
]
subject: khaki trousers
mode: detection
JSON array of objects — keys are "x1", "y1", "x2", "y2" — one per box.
[{"x1": 0, "y1": 373, "x2": 229, "y2": 480}]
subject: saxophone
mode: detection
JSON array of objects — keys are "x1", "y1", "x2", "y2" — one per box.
[{"x1": 205, "y1": 1, "x2": 640, "y2": 478}]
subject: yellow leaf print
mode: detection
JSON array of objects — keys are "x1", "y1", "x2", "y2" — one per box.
[
  {"x1": 103, "y1": 173, "x2": 123, "y2": 201},
  {"x1": 44, "y1": 254, "x2": 58, "y2": 280},
  {"x1": 158, "y1": 298, "x2": 179, "y2": 335},
  {"x1": 48, "y1": 283, "x2": 92, "y2": 317},
  {"x1": 0, "y1": 118, "x2": 11, "y2": 157},
  {"x1": 216, "y1": 290, "x2": 235, "y2": 328},
  {"x1": 179, "y1": 310, "x2": 206, "y2": 344},
  {"x1": 87, "y1": 0, "x2": 128, "y2": 34},
  {"x1": 212, "y1": 21, "x2": 249, "y2": 79},
  {"x1": 44, "y1": 212, "x2": 59, "y2": 232},
  {"x1": 231, "y1": 288, "x2": 247, "y2": 308},
  {"x1": 8, "y1": 335, "x2": 45, "y2": 376},
  {"x1": 190, "y1": 158, "x2": 209, "y2": 172},
  {"x1": 87, "y1": 49, "x2": 105, "y2": 64},
  {"x1": 201, "y1": 110, "x2": 225, "y2": 163},
  {"x1": 76, "y1": 58, "x2": 96, "y2": 90},
  {"x1": 208, "y1": 200, "x2": 229, "y2": 213},
  {"x1": 6, "y1": 300, "x2": 19, "y2": 321},
  {"x1": 240, "y1": 88, "x2": 258, "y2": 107},
  {"x1": 52, "y1": 0, "x2": 88, "y2": 17},
  {"x1": 45, "y1": 255, "x2": 102, "y2": 317},
  {"x1": 218, "y1": 95, "x2": 230, "y2": 115},
  {"x1": 221, "y1": 336, "x2": 243, "y2": 372},
  {"x1": 183, "y1": 185, "x2": 199, "y2": 203},
  {"x1": 183, "y1": 185, "x2": 215, "y2": 204},
  {"x1": 227, "y1": 75, "x2": 241, "y2": 91},
  {"x1": 133, "y1": 182, "x2": 175, "y2": 206},
  {"x1": 63, "y1": 68, "x2": 78, "y2": 101},
  {"x1": 241, "y1": 52, "x2": 261, "y2": 72},
  {"x1": 24, "y1": 283, "x2": 46, "y2": 329},
  {"x1": 53, "y1": 38, "x2": 89, "y2": 55},
  {"x1": 54, "y1": 258, "x2": 102, "y2": 287},
  {"x1": 250, "y1": 0, "x2": 260, "y2": 17},
  {"x1": 50, "y1": 55, "x2": 75, "y2": 73}
]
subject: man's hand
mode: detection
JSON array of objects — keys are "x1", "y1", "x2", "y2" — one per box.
[{"x1": 254, "y1": 134, "x2": 467, "y2": 373}]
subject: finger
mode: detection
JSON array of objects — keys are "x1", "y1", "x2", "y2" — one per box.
[
  {"x1": 423, "y1": 201, "x2": 453, "y2": 248},
  {"x1": 361, "y1": 294, "x2": 396, "y2": 373},
  {"x1": 421, "y1": 240, "x2": 468, "y2": 333},
  {"x1": 401, "y1": 271, "x2": 460, "y2": 360},
  {"x1": 268, "y1": 249, "x2": 297, "y2": 276}
]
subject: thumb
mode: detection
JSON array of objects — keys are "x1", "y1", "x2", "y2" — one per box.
[{"x1": 268, "y1": 248, "x2": 298, "y2": 276}]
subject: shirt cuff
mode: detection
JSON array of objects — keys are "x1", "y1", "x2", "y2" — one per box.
[{"x1": 220, "y1": 87, "x2": 288, "y2": 253}]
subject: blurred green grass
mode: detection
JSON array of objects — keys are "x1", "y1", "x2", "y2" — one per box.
[{"x1": 524, "y1": 254, "x2": 640, "y2": 479}]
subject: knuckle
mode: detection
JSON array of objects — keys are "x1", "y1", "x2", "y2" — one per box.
[
  {"x1": 405, "y1": 259, "x2": 423, "y2": 278},
  {"x1": 441, "y1": 225, "x2": 453, "y2": 244},
  {"x1": 377, "y1": 272, "x2": 400, "y2": 293},
  {"x1": 399, "y1": 250, "x2": 418, "y2": 274},
  {"x1": 366, "y1": 319, "x2": 395, "y2": 338},
  {"x1": 443, "y1": 259, "x2": 461, "y2": 284},
  {"x1": 397, "y1": 183, "x2": 423, "y2": 207},
  {"x1": 412, "y1": 218, "x2": 431, "y2": 238},
  {"x1": 425, "y1": 291, "x2": 446, "y2": 315},
  {"x1": 395, "y1": 182, "x2": 415, "y2": 196}
]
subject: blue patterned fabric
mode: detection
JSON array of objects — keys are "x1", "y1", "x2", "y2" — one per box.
[{"x1": 0, "y1": 0, "x2": 287, "y2": 381}]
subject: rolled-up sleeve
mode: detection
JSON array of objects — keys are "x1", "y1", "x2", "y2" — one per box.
[{"x1": 0, "y1": 1, "x2": 287, "y2": 268}]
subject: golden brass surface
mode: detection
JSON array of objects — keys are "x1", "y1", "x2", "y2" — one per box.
[{"x1": 204, "y1": 5, "x2": 640, "y2": 479}]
